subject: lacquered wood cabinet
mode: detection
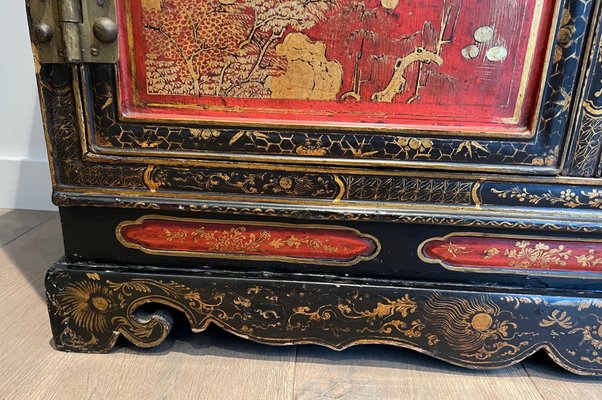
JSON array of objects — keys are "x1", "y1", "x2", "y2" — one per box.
[{"x1": 27, "y1": 0, "x2": 602, "y2": 374}]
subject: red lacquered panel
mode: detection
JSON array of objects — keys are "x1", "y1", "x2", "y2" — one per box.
[
  {"x1": 117, "y1": 0, "x2": 555, "y2": 132},
  {"x1": 116, "y1": 215, "x2": 380, "y2": 265},
  {"x1": 419, "y1": 233, "x2": 602, "y2": 276}
]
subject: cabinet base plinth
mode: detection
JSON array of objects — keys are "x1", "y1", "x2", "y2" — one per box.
[{"x1": 46, "y1": 258, "x2": 602, "y2": 376}]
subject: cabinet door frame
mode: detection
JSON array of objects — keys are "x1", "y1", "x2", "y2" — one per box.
[{"x1": 75, "y1": 0, "x2": 595, "y2": 174}]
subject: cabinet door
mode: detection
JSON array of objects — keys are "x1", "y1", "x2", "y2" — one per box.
[{"x1": 73, "y1": 0, "x2": 592, "y2": 174}]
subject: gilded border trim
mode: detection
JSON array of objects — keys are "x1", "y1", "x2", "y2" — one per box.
[{"x1": 115, "y1": 214, "x2": 381, "y2": 266}]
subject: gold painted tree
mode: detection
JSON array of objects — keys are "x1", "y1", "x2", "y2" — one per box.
[{"x1": 143, "y1": 0, "x2": 339, "y2": 98}]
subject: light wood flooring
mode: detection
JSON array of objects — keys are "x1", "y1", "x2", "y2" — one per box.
[{"x1": 1, "y1": 208, "x2": 601, "y2": 400}]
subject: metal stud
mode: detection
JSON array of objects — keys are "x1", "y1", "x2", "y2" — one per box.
[
  {"x1": 33, "y1": 23, "x2": 53, "y2": 44},
  {"x1": 92, "y1": 17, "x2": 118, "y2": 44}
]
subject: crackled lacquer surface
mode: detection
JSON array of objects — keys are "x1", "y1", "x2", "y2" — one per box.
[{"x1": 118, "y1": 0, "x2": 555, "y2": 130}]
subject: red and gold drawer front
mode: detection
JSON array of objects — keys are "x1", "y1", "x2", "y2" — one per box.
[
  {"x1": 116, "y1": 215, "x2": 602, "y2": 278},
  {"x1": 420, "y1": 233, "x2": 602, "y2": 277},
  {"x1": 116, "y1": 215, "x2": 380, "y2": 265},
  {"x1": 75, "y1": 0, "x2": 591, "y2": 173},
  {"x1": 57, "y1": 207, "x2": 602, "y2": 290}
]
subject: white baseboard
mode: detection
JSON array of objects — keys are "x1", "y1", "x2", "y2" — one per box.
[{"x1": 0, "y1": 158, "x2": 56, "y2": 211}]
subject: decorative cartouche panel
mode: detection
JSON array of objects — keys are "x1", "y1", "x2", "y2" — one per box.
[
  {"x1": 118, "y1": 0, "x2": 554, "y2": 132},
  {"x1": 419, "y1": 233, "x2": 602, "y2": 276},
  {"x1": 116, "y1": 215, "x2": 380, "y2": 265}
]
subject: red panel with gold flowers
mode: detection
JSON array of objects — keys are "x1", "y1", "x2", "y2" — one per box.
[
  {"x1": 419, "y1": 233, "x2": 602, "y2": 276},
  {"x1": 116, "y1": 215, "x2": 380, "y2": 265}
]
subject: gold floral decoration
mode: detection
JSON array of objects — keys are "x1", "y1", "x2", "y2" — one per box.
[
  {"x1": 190, "y1": 128, "x2": 221, "y2": 141},
  {"x1": 555, "y1": 10, "x2": 575, "y2": 63},
  {"x1": 504, "y1": 240, "x2": 572, "y2": 269},
  {"x1": 491, "y1": 187, "x2": 602, "y2": 210},
  {"x1": 575, "y1": 249, "x2": 602, "y2": 268},
  {"x1": 395, "y1": 137, "x2": 433, "y2": 158},
  {"x1": 446, "y1": 242, "x2": 472, "y2": 258},
  {"x1": 58, "y1": 281, "x2": 115, "y2": 332},
  {"x1": 160, "y1": 226, "x2": 340, "y2": 254}
]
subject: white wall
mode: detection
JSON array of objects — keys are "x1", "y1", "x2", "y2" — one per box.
[{"x1": 0, "y1": 1, "x2": 55, "y2": 210}]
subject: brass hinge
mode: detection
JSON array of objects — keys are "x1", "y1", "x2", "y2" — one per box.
[{"x1": 27, "y1": 0, "x2": 118, "y2": 64}]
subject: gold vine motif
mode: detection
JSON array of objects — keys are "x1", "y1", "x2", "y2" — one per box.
[
  {"x1": 491, "y1": 187, "x2": 602, "y2": 209},
  {"x1": 163, "y1": 226, "x2": 339, "y2": 253},
  {"x1": 287, "y1": 294, "x2": 423, "y2": 337}
]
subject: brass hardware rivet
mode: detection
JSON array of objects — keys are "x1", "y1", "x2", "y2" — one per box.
[
  {"x1": 92, "y1": 17, "x2": 118, "y2": 44},
  {"x1": 33, "y1": 23, "x2": 53, "y2": 44}
]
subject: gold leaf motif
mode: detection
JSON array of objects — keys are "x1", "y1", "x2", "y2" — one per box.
[
  {"x1": 483, "y1": 248, "x2": 499, "y2": 259},
  {"x1": 454, "y1": 141, "x2": 490, "y2": 157},
  {"x1": 143, "y1": 165, "x2": 164, "y2": 192},
  {"x1": 86, "y1": 273, "x2": 101, "y2": 281},
  {"x1": 164, "y1": 228, "x2": 189, "y2": 242},
  {"x1": 357, "y1": 295, "x2": 418, "y2": 320},
  {"x1": 229, "y1": 131, "x2": 246, "y2": 146},
  {"x1": 190, "y1": 227, "x2": 270, "y2": 253},
  {"x1": 554, "y1": 10, "x2": 576, "y2": 64},
  {"x1": 427, "y1": 334, "x2": 440, "y2": 345},
  {"x1": 540, "y1": 310, "x2": 573, "y2": 329}
]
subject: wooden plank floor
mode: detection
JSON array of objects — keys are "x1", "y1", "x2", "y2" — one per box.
[{"x1": 1, "y1": 209, "x2": 601, "y2": 399}]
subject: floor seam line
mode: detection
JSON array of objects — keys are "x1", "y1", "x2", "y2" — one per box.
[
  {"x1": 290, "y1": 345, "x2": 299, "y2": 400},
  {"x1": 0, "y1": 213, "x2": 58, "y2": 250},
  {"x1": 520, "y1": 361, "x2": 546, "y2": 400}
]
